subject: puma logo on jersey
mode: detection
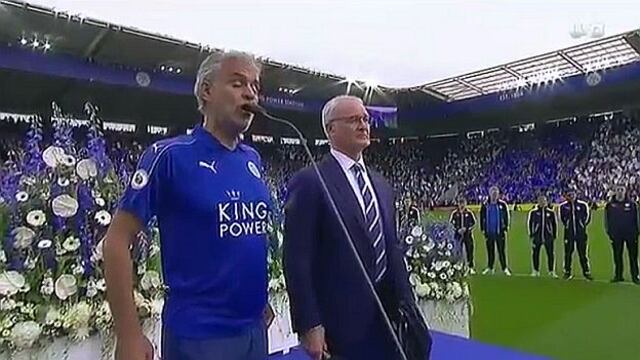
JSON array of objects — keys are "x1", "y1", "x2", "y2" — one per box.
[{"x1": 199, "y1": 160, "x2": 217, "y2": 174}]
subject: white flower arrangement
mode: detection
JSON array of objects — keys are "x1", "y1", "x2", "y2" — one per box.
[
  {"x1": 62, "y1": 301, "x2": 91, "y2": 341},
  {"x1": 62, "y1": 236, "x2": 81, "y2": 252},
  {"x1": 0, "y1": 272, "x2": 26, "y2": 296},
  {"x1": 54, "y1": 274, "x2": 78, "y2": 301},
  {"x1": 10, "y1": 321, "x2": 42, "y2": 349},
  {"x1": 51, "y1": 194, "x2": 79, "y2": 218},
  {"x1": 401, "y1": 217, "x2": 470, "y2": 303},
  {"x1": 267, "y1": 225, "x2": 287, "y2": 296},
  {"x1": 0, "y1": 106, "x2": 165, "y2": 354},
  {"x1": 57, "y1": 177, "x2": 71, "y2": 188},
  {"x1": 15, "y1": 192, "x2": 29, "y2": 203},
  {"x1": 94, "y1": 210, "x2": 112, "y2": 226},
  {"x1": 40, "y1": 277, "x2": 54, "y2": 296},
  {"x1": 11, "y1": 227, "x2": 36, "y2": 250}
]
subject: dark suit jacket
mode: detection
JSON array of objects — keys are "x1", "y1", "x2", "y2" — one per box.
[{"x1": 283, "y1": 154, "x2": 414, "y2": 347}]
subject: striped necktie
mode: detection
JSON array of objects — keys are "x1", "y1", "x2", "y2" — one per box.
[{"x1": 352, "y1": 163, "x2": 387, "y2": 282}]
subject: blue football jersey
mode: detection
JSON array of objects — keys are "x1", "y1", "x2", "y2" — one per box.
[{"x1": 119, "y1": 125, "x2": 271, "y2": 338}]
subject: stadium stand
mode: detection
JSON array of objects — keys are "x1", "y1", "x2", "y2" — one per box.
[{"x1": 2, "y1": 111, "x2": 639, "y2": 209}]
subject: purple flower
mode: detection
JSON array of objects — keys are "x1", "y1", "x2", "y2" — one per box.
[
  {"x1": 21, "y1": 119, "x2": 45, "y2": 176},
  {"x1": 76, "y1": 183, "x2": 96, "y2": 276}
]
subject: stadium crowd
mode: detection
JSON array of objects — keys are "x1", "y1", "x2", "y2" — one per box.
[{"x1": 1, "y1": 112, "x2": 640, "y2": 209}]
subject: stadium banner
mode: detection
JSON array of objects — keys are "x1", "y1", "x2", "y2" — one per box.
[{"x1": 0, "y1": 45, "x2": 192, "y2": 95}]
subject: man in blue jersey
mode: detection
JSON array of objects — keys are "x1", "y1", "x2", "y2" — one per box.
[
  {"x1": 480, "y1": 186, "x2": 511, "y2": 276},
  {"x1": 103, "y1": 51, "x2": 272, "y2": 360}
]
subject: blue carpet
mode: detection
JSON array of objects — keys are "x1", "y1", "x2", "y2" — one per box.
[{"x1": 269, "y1": 331, "x2": 551, "y2": 360}]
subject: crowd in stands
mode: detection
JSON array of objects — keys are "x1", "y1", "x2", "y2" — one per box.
[
  {"x1": 2, "y1": 112, "x2": 640, "y2": 209},
  {"x1": 574, "y1": 116, "x2": 640, "y2": 202},
  {"x1": 464, "y1": 123, "x2": 593, "y2": 204}
]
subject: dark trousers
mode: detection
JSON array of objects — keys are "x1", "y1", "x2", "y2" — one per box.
[
  {"x1": 327, "y1": 277, "x2": 400, "y2": 360},
  {"x1": 564, "y1": 235, "x2": 591, "y2": 275},
  {"x1": 462, "y1": 236, "x2": 475, "y2": 268},
  {"x1": 328, "y1": 319, "x2": 398, "y2": 360},
  {"x1": 162, "y1": 322, "x2": 267, "y2": 360},
  {"x1": 458, "y1": 235, "x2": 474, "y2": 268},
  {"x1": 611, "y1": 237, "x2": 639, "y2": 280},
  {"x1": 485, "y1": 233, "x2": 507, "y2": 270},
  {"x1": 532, "y1": 240, "x2": 554, "y2": 272}
]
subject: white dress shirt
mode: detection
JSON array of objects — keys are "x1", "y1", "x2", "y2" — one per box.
[{"x1": 330, "y1": 148, "x2": 383, "y2": 219}]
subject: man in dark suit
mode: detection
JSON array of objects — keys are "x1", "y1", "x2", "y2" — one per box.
[
  {"x1": 604, "y1": 185, "x2": 640, "y2": 284},
  {"x1": 284, "y1": 95, "x2": 430, "y2": 360}
]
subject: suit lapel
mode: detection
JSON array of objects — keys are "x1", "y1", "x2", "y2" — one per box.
[
  {"x1": 321, "y1": 155, "x2": 374, "y2": 265},
  {"x1": 321, "y1": 155, "x2": 366, "y2": 227}
]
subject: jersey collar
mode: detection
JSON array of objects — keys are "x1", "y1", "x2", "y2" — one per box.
[{"x1": 193, "y1": 125, "x2": 245, "y2": 152}]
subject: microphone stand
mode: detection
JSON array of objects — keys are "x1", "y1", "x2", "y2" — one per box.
[{"x1": 250, "y1": 105, "x2": 409, "y2": 360}]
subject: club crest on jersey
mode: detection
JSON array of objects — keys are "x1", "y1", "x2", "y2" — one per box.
[
  {"x1": 247, "y1": 161, "x2": 261, "y2": 179},
  {"x1": 131, "y1": 169, "x2": 149, "y2": 190}
]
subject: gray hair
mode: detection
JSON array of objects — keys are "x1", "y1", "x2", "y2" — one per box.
[
  {"x1": 321, "y1": 95, "x2": 364, "y2": 138},
  {"x1": 193, "y1": 50, "x2": 261, "y2": 114}
]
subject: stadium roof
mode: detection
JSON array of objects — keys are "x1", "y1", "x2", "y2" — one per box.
[
  {"x1": 1, "y1": 0, "x2": 640, "y2": 105},
  {"x1": 0, "y1": 0, "x2": 394, "y2": 106},
  {"x1": 416, "y1": 31, "x2": 640, "y2": 101}
]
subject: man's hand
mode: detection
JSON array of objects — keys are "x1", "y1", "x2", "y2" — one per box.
[
  {"x1": 115, "y1": 334, "x2": 154, "y2": 360},
  {"x1": 458, "y1": 228, "x2": 466, "y2": 235},
  {"x1": 302, "y1": 325, "x2": 329, "y2": 360}
]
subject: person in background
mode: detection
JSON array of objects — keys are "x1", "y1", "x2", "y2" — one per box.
[
  {"x1": 480, "y1": 186, "x2": 511, "y2": 276},
  {"x1": 528, "y1": 193, "x2": 558, "y2": 278},
  {"x1": 401, "y1": 196, "x2": 422, "y2": 227},
  {"x1": 449, "y1": 196, "x2": 477, "y2": 274},
  {"x1": 604, "y1": 184, "x2": 640, "y2": 284},
  {"x1": 559, "y1": 188, "x2": 593, "y2": 280}
]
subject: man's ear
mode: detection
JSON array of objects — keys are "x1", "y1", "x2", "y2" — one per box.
[
  {"x1": 201, "y1": 79, "x2": 214, "y2": 103},
  {"x1": 326, "y1": 123, "x2": 335, "y2": 139}
]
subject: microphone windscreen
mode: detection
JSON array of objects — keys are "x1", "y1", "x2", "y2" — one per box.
[{"x1": 242, "y1": 103, "x2": 266, "y2": 115}]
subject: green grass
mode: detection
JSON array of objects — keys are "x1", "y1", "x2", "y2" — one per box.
[{"x1": 432, "y1": 209, "x2": 640, "y2": 360}]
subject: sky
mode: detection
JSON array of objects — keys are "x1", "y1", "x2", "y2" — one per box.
[{"x1": 35, "y1": 0, "x2": 640, "y2": 88}]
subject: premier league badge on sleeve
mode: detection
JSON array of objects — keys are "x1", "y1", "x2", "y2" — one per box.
[
  {"x1": 131, "y1": 169, "x2": 149, "y2": 190},
  {"x1": 247, "y1": 161, "x2": 261, "y2": 179}
]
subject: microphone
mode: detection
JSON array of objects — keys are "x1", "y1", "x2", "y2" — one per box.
[
  {"x1": 252, "y1": 104, "x2": 410, "y2": 360},
  {"x1": 242, "y1": 103, "x2": 267, "y2": 116}
]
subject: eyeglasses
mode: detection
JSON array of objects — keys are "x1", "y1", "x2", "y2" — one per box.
[{"x1": 328, "y1": 114, "x2": 371, "y2": 126}]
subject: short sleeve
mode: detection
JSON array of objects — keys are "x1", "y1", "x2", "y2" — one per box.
[{"x1": 118, "y1": 145, "x2": 168, "y2": 226}]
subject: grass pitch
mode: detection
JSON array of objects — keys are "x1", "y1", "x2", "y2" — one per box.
[{"x1": 435, "y1": 208, "x2": 640, "y2": 360}]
